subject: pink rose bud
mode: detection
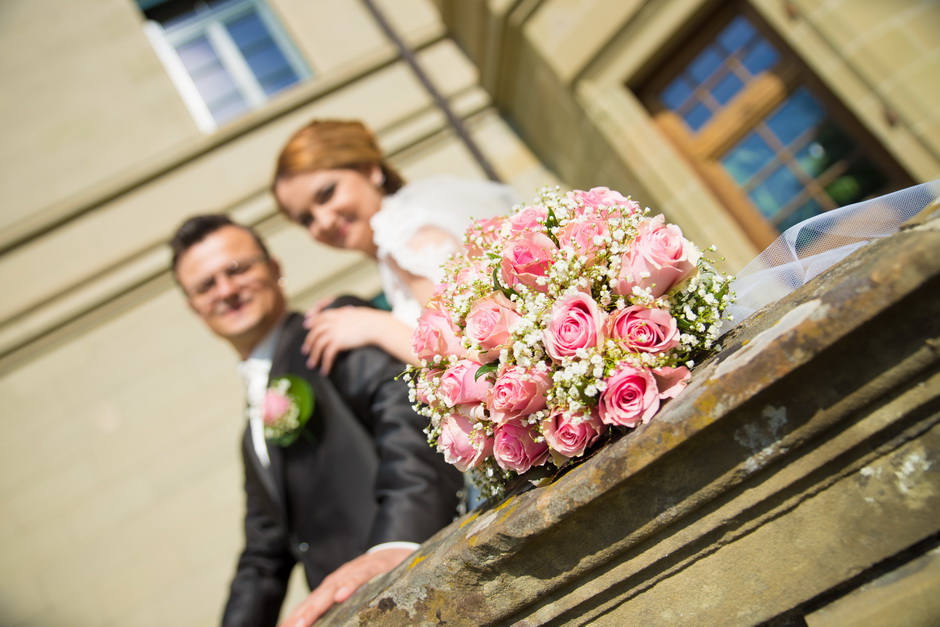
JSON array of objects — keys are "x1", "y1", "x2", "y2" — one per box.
[
  {"x1": 508, "y1": 205, "x2": 548, "y2": 233},
  {"x1": 438, "y1": 359, "x2": 492, "y2": 407},
  {"x1": 489, "y1": 365, "x2": 552, "y2": 424},
  {"x1": 465, "y1": 215, "x2": 507, "y2": 256},
  {"x1": 614, "y1": 214, "x2": 701, "y2": 298},
  {"x1": 568, "y1": 187, "x2": 637, "y2": 218},
  {"x1": 465, "y1": 292, "x2": 521, "y2": 362},
  {"x1": 543, "y1": 291, "x2": 605, "y2": 362},
  {"x1": 438, "y1": 410, "x2": 493, "y2": 472},
  {"x1": 499, "y1": 231, "x2": 556, "y2": 292},
  {"x1": 262, "y1": 391, "x2": 292, "y2": 426},
  {"x1": 606, "y1": 305, "x2": 680, "y2": 354},
  {"x1": 542, "y1": 409, "x2": 606, "y2": 459},
  {"x1": 556, "y1": 217, "x2": 609, "y2": 266},
  {"x1": 414, "y1": 368, "x2": 443, "y2": 406},
  {"x1": 652, "y1": 365, "x2": 691, "y2": 400},
  {"x1": 412, "y1": 304, "x2": 466, "y2": 362},
  {"x1": 492, "y1": 419, "x2": 550, "y2": 474}
]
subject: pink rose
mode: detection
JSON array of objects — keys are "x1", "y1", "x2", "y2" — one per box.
[
  {"x1": 651, "y1": 365, "x2": 691, "y2": 400},
  {"x1": 598, "y1": 364, "x2": 690, "y2": 427},
  {"x1": 454, "y1": 258, "x2": 491, "y2": 287},
  {"x1": 412, "y1": 305, "x2": 465, "y2": 362},
  {"x1": 568, "y1": 187, "x2": 639, "y2": 218},
  {"x1": 597, "y1": 365, "x2": 659, "y2": 427},
  {"x1": 438, "y1": 359, "x2": 491, "y2": 406},
  {"x1": 543, "y1": 292, "x2": 605, "y2": 362},
  {"x1": 492, "y1": 419, "x2": 550, "y2": 473},
  {"x1": 465, "y1": 292, "x2": 521, "y2": 362},
  {"x1": 413, "y1": 368, "x2": 443, "y2": 406},
  {"x1": 465, "y1": 216, "x2": 506, "y2": 256},
  {"x1": 542, "y1": 409, "x2": 606, "y2": 459},
  {"x1": 556, "y1": 217, "x2": 609, "y2": 266},
  {"x1": 606, "y1": 305, "x2": 680, "y2": 354},
  {"x1": 499, "y1": 231, "x2": 556, "y2": 292},
  {"x1": 438, "y1": 410, "x2": 493, "y2": 472},
  {"x1": 262, "y1": 390, "x2": 292, "y2": 426},
  {"x1": 615, "y1": 215, "x2": 701, "y2": 298},
  {"x1": 489, "y1": 366, "x2": 552, "y2": 424},
  {"x1": 509, "y1": 205, "x2": 548, "y2": 233}
]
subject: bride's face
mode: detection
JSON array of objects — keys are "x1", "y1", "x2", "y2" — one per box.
[{"x1": 275, "y1": 166, "x2": 385, "y2": 256}]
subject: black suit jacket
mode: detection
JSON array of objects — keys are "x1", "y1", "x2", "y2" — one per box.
[{"x1": 222, "y1": 312, "x2": 462, "y2": 626}]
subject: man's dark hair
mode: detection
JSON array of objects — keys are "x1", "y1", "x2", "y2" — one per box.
[{"x1": 169, "y1": 214, "x2": 271, "y2": 274}]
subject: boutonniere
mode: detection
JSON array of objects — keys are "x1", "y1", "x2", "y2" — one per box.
[{"x1": 262, "y1": 375, "x2": 315, "y2": 446}]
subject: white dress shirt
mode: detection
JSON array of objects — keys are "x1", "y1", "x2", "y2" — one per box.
[{"x1": 236, "y1": 322, "x2": 284, "y2": 468}]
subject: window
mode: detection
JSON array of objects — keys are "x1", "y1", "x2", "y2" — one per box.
[
  {"x1": 141, "y1": 0, "x2": 311, "y2": 132},
  {"x1": 640, "y1": 4, "x2": 911, "y2": 248}
]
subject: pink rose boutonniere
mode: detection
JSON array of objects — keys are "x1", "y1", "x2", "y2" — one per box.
[{"x1": 262, "y1": 375, "x2": 315, "y2": 446}]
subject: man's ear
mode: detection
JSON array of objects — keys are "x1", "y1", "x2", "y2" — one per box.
[
  {"x1": 368, "y1": 164, "x2": 384, "y2": 187},
  {"x1": 269, "y1": 257, "x2": 283, "y2": 282}
]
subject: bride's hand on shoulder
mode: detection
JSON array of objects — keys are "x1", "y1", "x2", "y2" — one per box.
[{"x1": 302, "y1": 304, "x2": 384, "y2": 374}]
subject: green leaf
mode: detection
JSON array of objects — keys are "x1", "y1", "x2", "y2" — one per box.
[
  {"x1": 474, "y1": 362, "x2": 499, "y2": 381},
  {"x1": 492, "y1": 268, "x2": 519, "y2": 300}
]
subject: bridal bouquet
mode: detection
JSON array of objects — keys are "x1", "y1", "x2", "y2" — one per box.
[{"x1": 406, "y1": 187, "x2": 733, "y2": 500}]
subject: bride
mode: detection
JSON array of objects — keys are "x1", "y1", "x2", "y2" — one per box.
[{"x1": 271, "y1": 119, "x2": 520, "y2": 372}]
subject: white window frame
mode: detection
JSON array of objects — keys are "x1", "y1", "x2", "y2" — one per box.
[{"x1": 143, "y1": 0, "x2": 310, "y2": 133}]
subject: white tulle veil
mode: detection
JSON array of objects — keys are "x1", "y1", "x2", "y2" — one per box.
[{"x1": 724, "y1": 180, "x2": 940, "y2": 332}]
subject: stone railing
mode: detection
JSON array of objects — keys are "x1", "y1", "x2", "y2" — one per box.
[{"x1": 322, "y1": 200, "x2": 940, "y2": 625}]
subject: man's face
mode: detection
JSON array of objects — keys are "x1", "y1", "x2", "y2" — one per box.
[{"x1": 176, "y1": 225, "x2": 286, "y2": 358}]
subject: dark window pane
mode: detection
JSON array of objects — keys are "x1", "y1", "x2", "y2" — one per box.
[
  {"x1": 683, "y1": 102, "x2": 712, "y2": 132},
  {"x1": 767, "y1": 88, "x2": 824, "y2": 147},
  {"x1": 825, "y1": 158, "x2": 889, "y2": 206},
  {"x1": 794, "y1": 120, "x2": 854, "y2": 178},
  {"x1": 661, "y1": 77, "x2": 693, "y2": 110},
  {"x1": 244, "y1": 46, "x2": 297, "y2": 91},
  {"x1": 748, "y1": 165, "x2": 803, "y2": 220},
  {"x1": 717, "y1": 16, "x2": 756, "y2": 53},
  {"x1": 259, "y1": 68, "x2": 297, "y2": 94},
  {"x1": 722, "y1": 132, "x2": 775, "y2": 185},
  {"x1": 742, "y1": 39, "x2": 779, "y2": 75},
  {"x1": 688, "y1": 46, "x2": 724, "y2": 83},
  {"x1": 227, "y1": 12, "x2": 268, "y2": 49},
  {"x1": 711, "y1": 72, "x2": 744, "y2": 105}
]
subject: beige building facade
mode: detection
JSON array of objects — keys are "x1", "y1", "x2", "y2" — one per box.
[{"x1": 0, "y1": 0, "x2": 937, "y2": 624}]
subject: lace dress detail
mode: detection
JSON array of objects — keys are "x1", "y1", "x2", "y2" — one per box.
[{"x1": 371, "y1": 175, "x2": 521, "y2": 325}]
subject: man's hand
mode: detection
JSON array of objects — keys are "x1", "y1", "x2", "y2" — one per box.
[{"x1": 280, "y1": 547, "x2": 414, "y2": 626}]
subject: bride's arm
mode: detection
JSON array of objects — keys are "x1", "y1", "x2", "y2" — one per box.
[{"x1": 303, "y1": 225, "x2": 459, "y2": 372}]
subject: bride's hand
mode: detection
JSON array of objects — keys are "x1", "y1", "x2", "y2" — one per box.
[{"x1": 302, "y1": 304, "x2": 383, "y2": 374}]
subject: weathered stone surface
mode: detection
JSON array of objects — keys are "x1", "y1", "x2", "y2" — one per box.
[{"x1": 321, "y1": 201, "x2": 940, "y2": 625}]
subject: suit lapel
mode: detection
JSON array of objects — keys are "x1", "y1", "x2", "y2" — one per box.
[
  {"x1": 262, "y1": 313, "x2": 307, "y2": 517},
  {"x1": 244, "y1": 427, "x2": 282, "y2": 514}
]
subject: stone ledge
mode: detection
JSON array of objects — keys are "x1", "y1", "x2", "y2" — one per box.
[{"x1": 321, "y1": 202, "x2": 940, "y2": 625}]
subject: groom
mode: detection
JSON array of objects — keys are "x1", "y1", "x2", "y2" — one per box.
[{"x1": 170, "y1": 215, "x2": 462, "y2": 626}]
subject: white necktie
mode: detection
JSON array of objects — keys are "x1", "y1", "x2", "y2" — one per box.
[{"x1": 238, "y1": 359, "x2": 271, "y2": 468}]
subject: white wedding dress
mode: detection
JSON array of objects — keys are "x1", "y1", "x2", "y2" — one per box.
[{"x1": 370, "y1": 175, "x2": 522, "y2": 326}]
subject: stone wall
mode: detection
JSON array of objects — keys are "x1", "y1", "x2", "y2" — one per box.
[{"x1": 320, "y1": 199, "x2": 940, "y2": 625}]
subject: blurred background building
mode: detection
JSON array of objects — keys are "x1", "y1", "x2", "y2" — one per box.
[{"x1": 1, "y1": 0, "x2": 937, "y2": 624}]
